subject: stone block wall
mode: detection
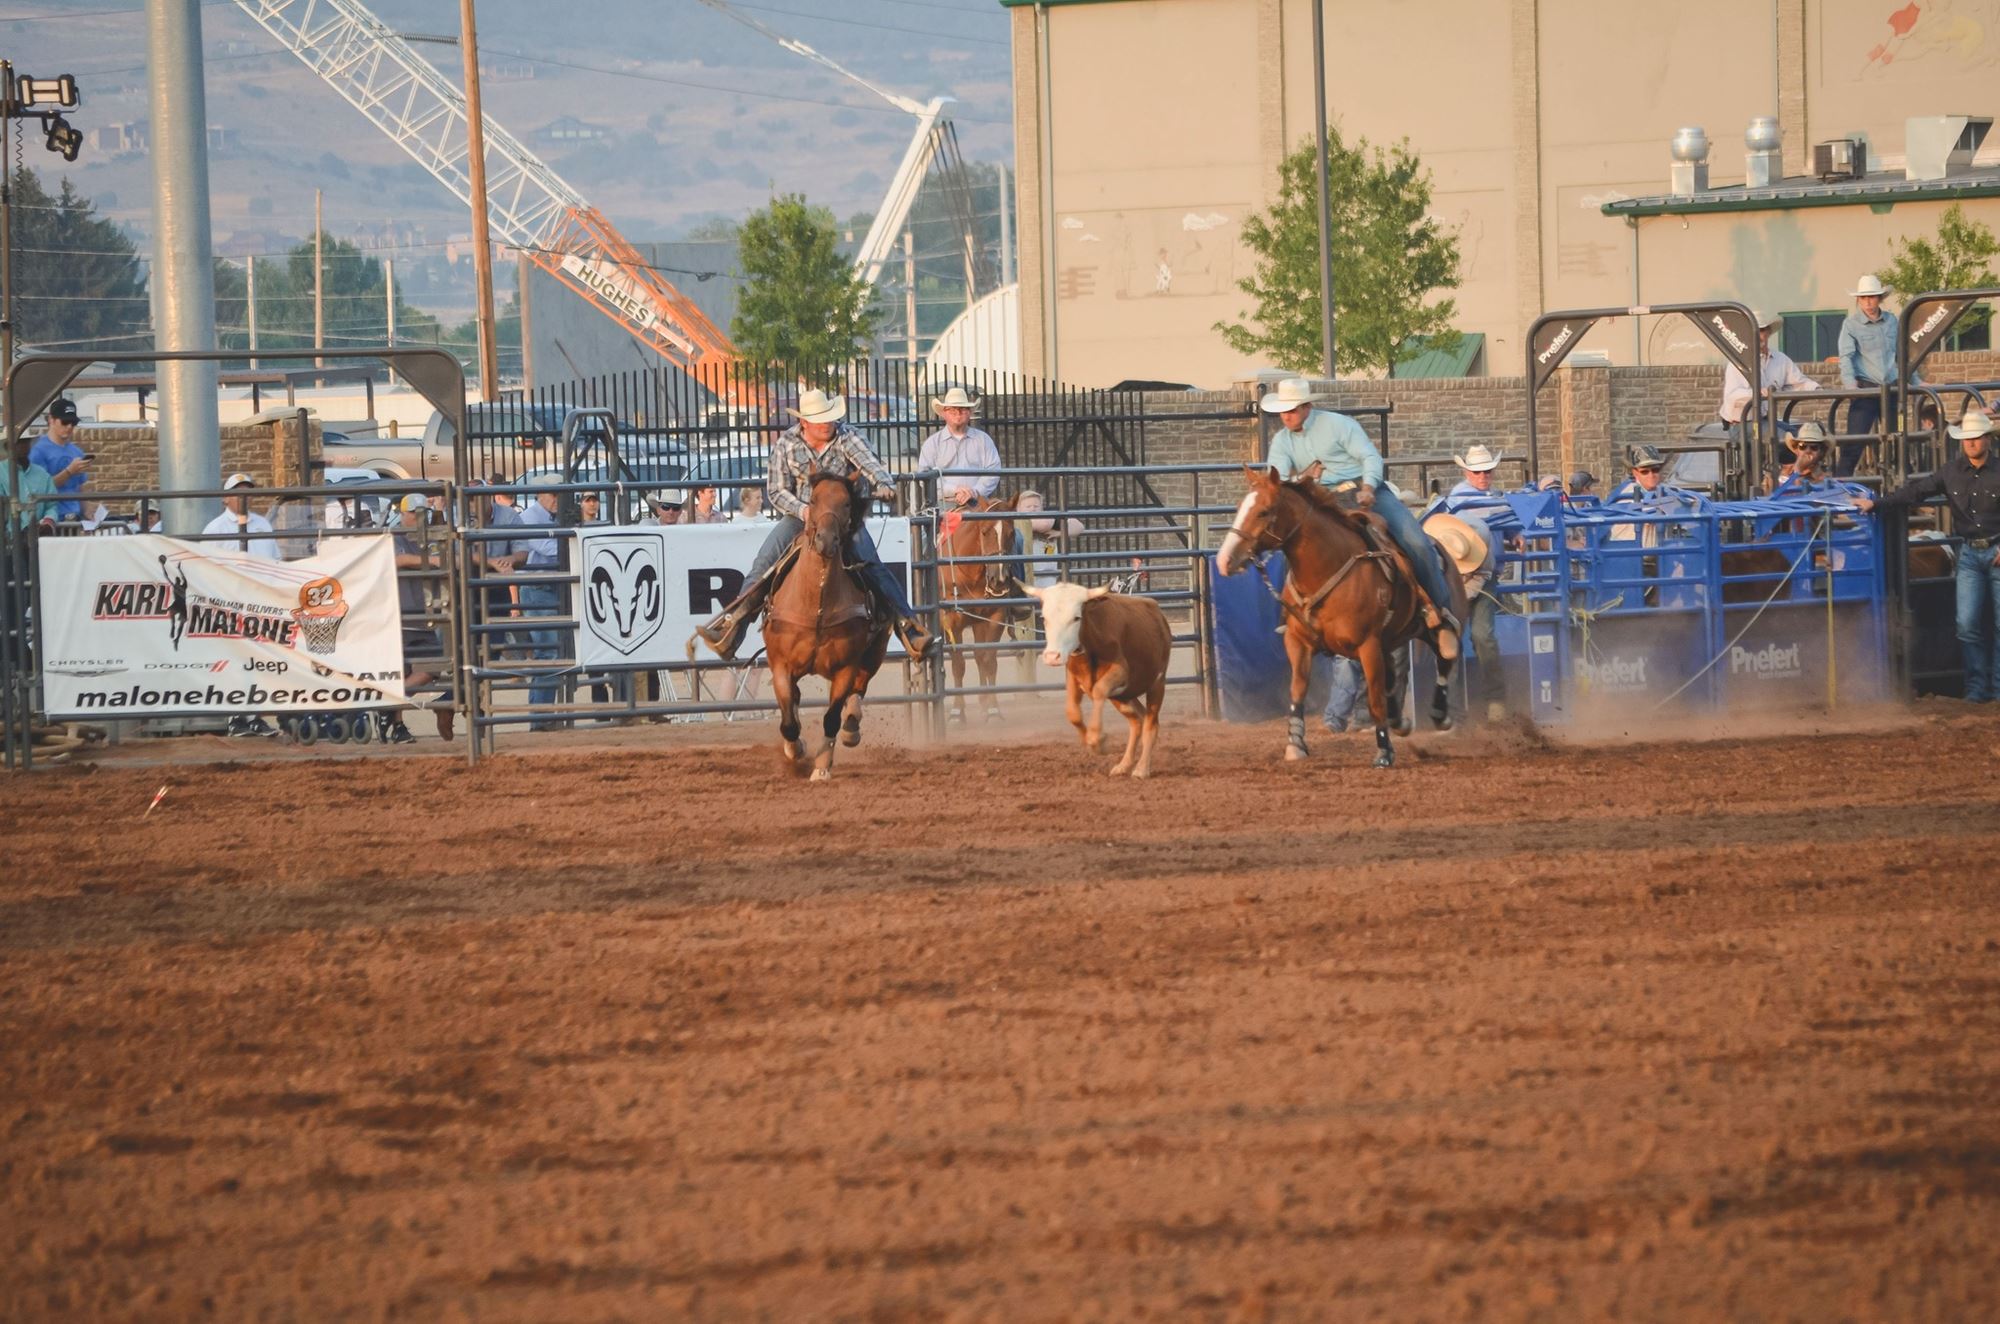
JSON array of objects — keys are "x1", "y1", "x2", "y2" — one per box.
[{"x1": 70, "y1": 417, "x2": 322, "y2": 516}]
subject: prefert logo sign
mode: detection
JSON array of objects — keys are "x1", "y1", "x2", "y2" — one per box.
[
  {"x1": 1577, "y1": 654, "x2": 1648, "y2": 690},
  {"x1": 1731, "y1": 641, "x2": 1801, "y2": 678}
]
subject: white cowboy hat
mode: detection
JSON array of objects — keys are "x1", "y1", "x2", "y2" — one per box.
[
  {"x1": 1751, "y1": 308, "x2": 1781, "y2": 330},
  {"x1": 1849, "y1": 274, "x2": 1891, "y2": 298},
  {"x1": 1789, "y1": 421, "x2": 1829, "y2": 447},
  {"x1": 1949, "y1": 408, "x2": 1995, "y2": 441},
  {"x1": 1453, "y1": 443, "x2": 1501, "y2": 473},
  {"x1": 791, "y1": 387, "x2": 847, "y2": 424},
  {"x1": 1422, "y1": 512, "x2": 1489, "y2": 577},
  {"x1": 1259, "y1": 378, "x2": 1318, "y2": 414},
  {"x1": 931, "y1": 386, "x2": 979, "y2": 414}
]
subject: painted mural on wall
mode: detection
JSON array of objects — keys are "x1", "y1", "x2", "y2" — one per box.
[
  {"x1": 1859, "y1": 0, "x2": 1998, "y2": 72},
  {"x1": 1054, "y1": 206, "x2": 1248, "y2": 305}
]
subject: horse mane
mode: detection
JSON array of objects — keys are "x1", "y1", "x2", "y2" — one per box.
[{"x1": 1282, "y1": 477, "x2": 1362, "y2": 531}]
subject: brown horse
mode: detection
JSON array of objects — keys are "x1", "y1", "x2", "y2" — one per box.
[
  {"x1": 1216, "y1": 466, "x2": 1467, "y2": 769},
  {"x1": 764, "y1": 473, "x2": 892, "y2": 781},
  {"x1": 937, "y1": 493, "x2": 1026, "y2": 722}
]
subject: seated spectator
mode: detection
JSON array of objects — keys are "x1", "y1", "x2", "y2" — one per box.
[
  {"x1": 685, "y1": 484, "x2": 728, "y2": 525},
  {"x1": 1607, "y1": 445, "x2": 1702, "y2": 511},
  {"x1": 203, "y1": 473, "x2": 281, "y2": 559},
  {"x1": 1438, "y1": 443, "x2": 1505, "y2": 513},
  {"x1": 734, "y1": 484, "x2": 769, "y2": 520},
  {"x1": 643, "y1": 495, "x2": 683, "y2": 526}
]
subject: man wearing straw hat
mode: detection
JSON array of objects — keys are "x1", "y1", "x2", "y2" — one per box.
[
  {"x1": 1423, "y1": 511, "x2": 1507, "y2": 722},
  {"x1": 695, "y1": 387, "x2": 934, "y2": 661},
  {"x1": 1837, "y1": 273, "x2": 1915, "y2": 477},
  {"x1": 917, "y1": 386, "x2": 1002, "y2": 508},
  {"x1": 1719, "y1": 309, "x2": 1818, "y2": 445},
  {"x1": 1262, "y1": 377, "x2": 1460, "y2": 642},
  {"x1": 1855, "y1": 407, "x2": 2000, "y2": 701}
]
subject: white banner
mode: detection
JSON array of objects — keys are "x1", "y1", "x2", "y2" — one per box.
[
  {"x1": 574, "y1": 519, "x2": 912, "y2": 668},
  {"x1": 38, "y1": 533, "x2": 409, "y2": 718}
]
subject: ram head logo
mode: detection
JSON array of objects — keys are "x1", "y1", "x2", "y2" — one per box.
[{"x1": 585, "y1": 536, "x2": 664, "y2": 655}]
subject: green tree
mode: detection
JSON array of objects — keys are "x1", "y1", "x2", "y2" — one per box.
[
  {"x1": 1878, "y1": 204, "x2": 2000, "y2": 342},
  {"x1": 731, "y1": 193, "x2": 877, "y2": 372},
  {"x1": 8, "y1": 166, "x2": 149, "y2": 352},
  {"x1": 1216, "y1": 126, "x2": 1462, "y2": 377}
]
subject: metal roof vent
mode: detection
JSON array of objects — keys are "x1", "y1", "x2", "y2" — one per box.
[
  {"x1": 1906, "y1": 115, "x2": 1993, "y2": 180},
  {"x1": 1670, "y1": 126, "x2": 1710, "y2": 196},
  {"x1": 1745, "y1": 116, "x2": 1781, "y2": 188}
]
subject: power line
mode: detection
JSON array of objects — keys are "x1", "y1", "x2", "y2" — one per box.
[{"x1": 721, "y1": 0, "x2": 1009, "y2": 47}]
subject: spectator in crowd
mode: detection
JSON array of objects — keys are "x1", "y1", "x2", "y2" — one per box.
[
  {"x1": 1436, "y1": 443, "x2": 1504, "y2": 513},
  {"x1": 5, "y1": 430, "x2": 59, "y2": 536},
  {"x1": 570, "y1": 490, "x2": 613, "y2": 712},
  {"x1": 1263, "y1": 377, "x2": 1460, "y2": 642},
  {"x1": 1567, "y1": 469, "x2": 1598, "y2": 501},
  {"x1": 643, "y1": 495, "x2": 683, "y2": 525},
  {"x1": 1838, "y1": 274, "x2": 1915, "y2": 476},
  {"x1": 685, "y1": 484, "x2": 728, "y2": 525},
  {"x1": 1426, "y1": 511, "x2": 1506, "y2": 722},
  {"x1": 514, "y1": 487, "x2": 565, "y2": 730},
  {"x1": 1607, "y1": 445, "x2": 1702, "y2": 511},
  {"x1": 203, "y1": 473, "x2": 281, "y2": 559},
  {"x1": 1855, "y1": 407, "x2": 2000, "y2": 701},
  {"x1": 27, "y1": 398, "x2": 87, "y2": 522},
  {"x1": 735, "y1": 484, "x2": 768, "y2": 520},
  {"x1": 1720, "y1": 309, "x2": 1818, "y2": 444},
  {"x1": 475, "y1": 476, "x2": 524, "y2": 656},
  {"x1": 1011, "y1": 489, "x2": 1086, "y2": 589},
  {"x1": 1771, "y1": 422, "x2": 1860, "y2": 499},
  {"x1": 917, "y1": 387, "x2": 1002, "y2": 508},
  {"x1": 388, "y1": 493, "x2": 453, "y2": 742}
]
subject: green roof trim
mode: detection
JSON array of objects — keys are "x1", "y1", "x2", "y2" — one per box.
[
  {"x1": 1602, "y1": 173, "x2": 2000, "y2": 218},
  {"x1": 1391, "y1": 332, "x2": 1484, "y2": 379}
]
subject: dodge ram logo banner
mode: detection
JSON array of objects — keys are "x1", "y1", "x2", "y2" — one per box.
[
  {"x1": 37, "y1": 533, "x2": 408, "y2": 718},
  {"x1": 573, "y1": 519, "x2": 914, "y2": 668}
]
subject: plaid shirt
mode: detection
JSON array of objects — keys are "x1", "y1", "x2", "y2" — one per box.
[{"x1": 765, "y1": 423, "x2": 893, "y2": 520}]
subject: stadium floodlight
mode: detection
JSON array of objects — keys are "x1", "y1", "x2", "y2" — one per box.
[
  {"x1": 16, "y1": 73, "x2": 77, "y2": 108},
  {"x1": 43, "y1": 113, "x2": 81, "y2": 162}
]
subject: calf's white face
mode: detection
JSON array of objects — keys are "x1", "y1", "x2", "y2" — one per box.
[{"x1": 1025, "y1": 582, "x2": 1108, "y2": 665}]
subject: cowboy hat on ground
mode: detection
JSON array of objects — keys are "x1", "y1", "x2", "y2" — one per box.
[
  {"x1": 931, "y1": 386, "x2": 979, "y2": 414},
  {"x1": 1850, "y1": 274, "x2": 1891, "y2": 299},
  {"x1": 1453, "y1": 444, "x2": 1501, "y2": 473},
  {"x1": 1949, "y1": 408, "x2": 1996, "y2": 441},
  {"x1": 1422, "y1": 512, "x2": 1490, "y2": 577},
  {"x1": 1259, "y1": 378, "x2": 1319, "y2": 414},
  {"x1": 791, "y1": 388, "x2": 847, "y2": 424}
]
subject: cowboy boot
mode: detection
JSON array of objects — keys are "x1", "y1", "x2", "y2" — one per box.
[
  {"x1": 695, "y1": 569, "x2": 777, "y2": 659},
  {"x1": 895, "y1": 615, "x2": 936, "y2": 662}
]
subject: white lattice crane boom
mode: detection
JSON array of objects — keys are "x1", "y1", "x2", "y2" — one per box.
[{"x1": 230, "y1": 0, "x2": 737, "y2": 369}]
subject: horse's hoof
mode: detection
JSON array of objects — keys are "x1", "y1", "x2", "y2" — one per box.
[
  {"x1": 840, "y1": 728, "x2": 861, "y2": 748},
  {"x1": 1109, "y1": 762, "x2": 1131, "y2": 777},
  {"x1": 810, "y1": 769, "x2": 831, "y2": 782},
  {"x1": 947, "y1": 710, "x2": 965, "y2": 724},
  {"x1": 983, "y1": 706, "x2": 1003, "y2": 722},
  {"x1": 1431, "y1": 708, "x2": 1454, "y2": 732},
  {"x1": 1130, "y1": 767, "x2": 1151, "y2": 780},
  {"x1": 1285, "y1": 744, "x2": 1309, "y2": 762},
  {"x1": 1393, "y1": 717, "x2": 1413, "y2": 737},
  {"x1": 1372, "y1": 750, "x2": 1395, "y2": 769}
]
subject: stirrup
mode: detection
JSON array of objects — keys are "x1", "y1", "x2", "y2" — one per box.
[
  {"x1": 896, "y1": 618, "x2": 935, "y2": 661},
  {"x1": 696, "y1": 609, "x2": 750, "y2": 659}
]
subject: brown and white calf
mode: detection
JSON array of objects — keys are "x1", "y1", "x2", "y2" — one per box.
[{"x1": 1025, "y1": 583, "x2": 1172, "y2": 778}]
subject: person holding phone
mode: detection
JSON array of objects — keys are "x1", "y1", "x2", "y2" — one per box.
[{"x1": 28, "y1": 398, "x2": 87, "y2": 522}]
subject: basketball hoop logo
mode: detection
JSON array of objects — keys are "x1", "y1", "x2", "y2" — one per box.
[{"x1": 291, "y1": 576, "x2": 349, "y2": 655}]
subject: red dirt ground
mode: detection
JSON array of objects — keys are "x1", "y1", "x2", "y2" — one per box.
[{"x1": 4, "y1": 705, "x2": 1999, "y2": 1321}]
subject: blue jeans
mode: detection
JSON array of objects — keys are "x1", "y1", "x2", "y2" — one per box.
[
  {"x1": 750, "y1": 516, "x2": 914, "y2": 618},
  {"x1": 1839, "y1": 388, "x2": 1894, "y2": 477},
  {"x1": 1955, "y1": 542, "x2": 2000, "y2": 701},
  {"x1": 1371, "y1": 487, "x2": 1456, "y2": 617},
  {"x1": 1319, "y1": 655, "x2": 1361, "y2": 729},
  {"x1": 519, "y1": 580, "x2": 562, "y2": 715}
]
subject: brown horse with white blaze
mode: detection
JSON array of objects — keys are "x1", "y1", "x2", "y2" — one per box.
[
  {"x1": 938, "y1": 493, "x2": 1026, "y2": 722},
  {"x1": 1216, "y1": 465, "x2": 1467, "y2": 769},
  {"x1": 763, "y1": 473, "x2": 892, "y2": 781}
]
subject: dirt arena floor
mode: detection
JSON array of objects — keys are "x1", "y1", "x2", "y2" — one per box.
[{"x1": 4, "y1": 701, "x2": 2000, "y2": 1321}]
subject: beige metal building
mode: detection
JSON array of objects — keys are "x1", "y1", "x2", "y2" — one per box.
[{"x1": 1005, "y1": 0, "x2": 2000, "y2": 387}]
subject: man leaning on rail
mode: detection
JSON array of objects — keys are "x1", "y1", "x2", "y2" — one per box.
[
  {"x1": 1854, "y1": 408, "x2": 2000, "y2": 703},
  {"x1": 695, "y1": 388, "x2": 934, "y2": 662},
  {"x1": 1260, "y1": 377, "x2": 1461, "y2": 644}
]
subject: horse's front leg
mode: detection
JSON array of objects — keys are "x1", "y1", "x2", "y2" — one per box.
[
  {"x1": 813, "y1": 670, "x2": 859, "y2": 781},
  {"x1": 1283, "y1": 626, "x2": 1314, "y2": 761},
  {"x1": 945, "y1": 613, "x2": 968, "y2": 723},
  {"x1": 771, "y1": 665, "x2": 804, "y2": 769},
  {"x1": 1356, "y1": 634, "x2": 1395, "y2": 769},
  {"x1": 976, "y1": 620, "x2": 1002, "y2": 721}
]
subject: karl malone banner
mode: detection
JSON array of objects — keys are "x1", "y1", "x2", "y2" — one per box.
[
  {"x1": 575, "y1": 519, "x2": 913, "y2": 668},
  {"x1": 38, "y1": 533, "x2": 408, "y2": 718}
]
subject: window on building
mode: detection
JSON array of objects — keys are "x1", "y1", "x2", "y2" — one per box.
[{"x1": 1780, "y1": 311, "x2": 1844, "y2": 363}]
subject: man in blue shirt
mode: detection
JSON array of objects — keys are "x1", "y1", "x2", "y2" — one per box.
[
  {"x1": 1261, "y1": 378, "x2": 1460, "y2": 641},
  {"x1": 1436, "y1": 443, "x2": 1506, "y2": 514},
  {"x1": 514, "y1": 488, "x2": 565, "y2": 729},
  {"x1": 27, "y1": 398, "x2": 87, "y2": 521},
  {"x1": 1837, "y1": 274, "x2": 1914, "y2": 477}
]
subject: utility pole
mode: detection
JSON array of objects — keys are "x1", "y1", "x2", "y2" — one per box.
[
  {"x1": 1311, "y1": 0, "x2": 1336, "y2": 381},
  {"x1": 459, "y1": 0, "x2": 499, "y2": 401},
  {"x1": 245, "y1": 253, "x2": 258, "y2": 370},
  {"x1": 385, "y1": 255, "x2": 396, "y2": 345},
  {"x1": 0, "y1": 59, "x2": 82, "y2": 374},
  {"x1": 903, "y1": 226, "x2": 918, "y2": 369},
  {"x1": 313, "y1": 187, "x2": 324, "y2": 369}
]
